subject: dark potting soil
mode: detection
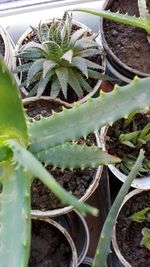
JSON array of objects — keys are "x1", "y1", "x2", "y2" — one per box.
[
  {"x1": 103, "y1": 0, "x2": 150, "y2": 74},
  {"x1": 25, "y1": 99, "x2": 97, "y2": 210},
  {"x1": 116, "y1": 190, "x2": 150, "y2": 267},
  {"x1": 29, "y1": 219, "x2": 71, "y2": 267},
  {"x1": 0, "y1": 35, "x2": 5, "y2": 57},
  {"x1": 20, "y1": 23, "x2": 102, "y2": 102},
  {"x1": 106, "y1": 112, "x2": 150, "y2": 175}
]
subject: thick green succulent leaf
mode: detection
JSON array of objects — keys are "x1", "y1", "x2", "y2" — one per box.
[
  {"x1": 0, "y1": 163, "x2": 31, "y2": 267},
  {"x1": 36, "y1": 70, "x2": 55, "y2": 97},
  {"x1": 0, "y1": 57, "x2": 28, "y2": 146},
  {"x1": 70, "y1": 28, "x2": 89, "y2": 44},
  {"x1": 0, "y1": 146, "x2": 12, "y2": 162},
  {"x1": 74, "y1": 9, "x2": 150, "y2": 33},
  {"x1": 85, "y1": 59, "x2": 104, "y2": 70},
  {"x1": 13, "y1": 63, "x2": 32, "y2": 74},
  {"x1": 51, "y1": 77, "x2": 61, "y2": 98},
  {"x1": 35, "y1": 142, "x2": 121, "y2": 169},
  {"x1": 17, "y1": 48, "x2": 45, "y2": 59},
  {"x1": 93, "y1": 150, "x2": 145, "y2": 267},
  {"x1": 77, "y1": 48, "x2": 101, "y2": 58},
  {"x1": 72, "y1": 56, "x2": 88, "y2": 78},
  {"x1": 75, "y1": 37, "x2": 99, "y2": 50},
  {"x1": 141, "y1": 228, "x2": 150, "y2": 251},
  {"x1": 129, "y1": 207, "x2": 150, "y2": 223},
  {"x1": 43, "y1": 60, "x2": 57, "y2": 78},
  {"x1": 68, "y1": 68, "x2": 83, "y2": 97},
  {"x1": 26, "y1": 59, "x2": 45, "y2": 87},
  {"x1": 138, "y1": 0, "x2": 149, "y2": 19},
  {"x1": 37, "y1": 21, "x2": 49, "y2": 43},
  {"x1": 43, "y1": 41, "x2": 62, "y2": 58},
  {"x1": 7, "y1": 140, "x2": 98, "y2": 216},
  {"x1": 76, "y1": 72, "x2": 92, "y2": 93},
  {"x1": 29, "y1": 76, "x2": 150, "y2": 153},
  {"x1": 60, "y1": 49, "x2": 73, "y2": 64},
  {"x1": 56, "y1": 67, "x2": 68, "y2": 98},
  {"x1": 138, "y1": 122, "x2": 150, "y2": 140},
  {"x1": 88, "y1": 69, "x2": 106, "y2": 80}
]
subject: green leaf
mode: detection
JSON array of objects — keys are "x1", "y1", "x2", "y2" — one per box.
[
  {"x1": 70, "y1": 28, "x2": 89, "y2": 44},
  {"x1": 51, "y1": 77, "x2": 61, "y2": 98},
  {"x1": 0, "y1": 146, "x2": 12, "y2": 162},
  {"x1": 76, "y1": 72, "x2": 92, "y2": 93},
  {"x1": 13, "y1": 63, "x2": 32, "y2": 74},
  {"x1": 119, "y1": 131, "x2": 140, "y2": 145},
  {"x1": 7, "y1": 140, "x2": 98, "y2": 216},
  {"x1": 26, "y1": 59, "x2": 45, "y2": 87},
  {"x1": 43, "y1": 60, "x2": 57, "y2": 78},
  {"x1": 88, "y1": 69, "x2": 106, "y2": 80},
  {"x1": 84, "y1": 59, "x2": 104, "y2": 70},
  {"x1": 138, "y1": 0, "x2": 149, "y2": 19},
  {"x1": 37, "y1": 21, "x2": 49, "y2": 43},
  {"x1": 0, "y1": 57, "x2": 28, "y2": 146},
  {"x1": 60, "y1": 49, "x2": 73, "y2": 64},
  {"x1": 75, "y1": 37, "x2": 99, "y2": 50},
  {"x1": 138, "y1": 122, "x2": 150, "y2": 141},
  {"x1": 35, "y1": 142, "x2": 121, "y2": 169},
  {"x1": 36, "y1": 70, "x2": 55, "y2": 97},
  {"x1": 68, "y1": 68, "x2": 83, "y2": 98},
  {"x1": 77, "y1": 48, "x2": 101, "y2": 58},
  {"x1": 17, "y1": 48, "x2": 45, "y2": 59},
  {"x1": 129, "y1": 208, "x2": 150, "y2": 223},
  {"x1": 29, "y1": 76, "x2": 150, "y2": 153},
  {"x1": 141, "y1": 228, "x2": 150, "y2": 251},
  {"x1": 56, "y1": 67, "x2": 68, "y2": 98},
  {"x1": 72, "y1": 56, "x2": 88, "y2": 78},
  {"x1": 43, "y1": 41, "x2": 62, "y2": 58}
]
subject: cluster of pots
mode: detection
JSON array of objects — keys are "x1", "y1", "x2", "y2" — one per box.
[{"x1": 1, "y1": 0, "x2": 150, "y2": 266}]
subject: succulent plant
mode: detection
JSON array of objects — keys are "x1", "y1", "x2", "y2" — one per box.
[
  {"x1": 1, "y1": 55, "x2": 150, "y2": 267},
  {"x1": 15, "y1": 12, "x2": 105, "y2": 99},
  {"x1": 74, "y1": 0, "x2": 150, "y2": 44}
]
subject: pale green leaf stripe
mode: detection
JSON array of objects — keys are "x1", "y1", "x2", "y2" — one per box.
[
  {"x1": 29, "y1": 77, "x2": 150, "y2": 153},
  {"x1": 56, "y1": 67, "x2": 68, "y2": 99},
  {"x1": 7, "y1": 140, "x2": 98, "y2": 216},
  {"x1": 73, "y1": 9, "x2": 150, "y2": 32},
  {"x1": 92, "y1": 150, "x2": 145, "y2": 267},
  {"x1": 27, "y1": 59, "x2": 45, "y2": 87},
  {"x1": 35, "y1": 142, "x2": 121, "y2": 168}
]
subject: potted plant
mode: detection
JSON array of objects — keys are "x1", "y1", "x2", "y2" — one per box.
[
  {"x1": 14, "y1": 12, "x2": 106, "y2": 102},
  {"x1": 0, "y1": 55, "x2": 150, "y2": 266},
  {"x1": 100, "y1": 109, "x2": 150, "y2": 189},
  {"x1": 112, "y1": 189, "x2": 150, "y2": 266},
  {"x1": 74, "y1": 0, "x2": 150, "y2": 84}
]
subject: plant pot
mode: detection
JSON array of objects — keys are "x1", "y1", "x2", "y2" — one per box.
[
  {"x1": 55, "y1": 211, "x2": 90, "y2": 266},
  {"x1": 16, "y1": 18, "x2": 106, "y2": 102},
  {"x1": 100, "y1": 110, "x2": 150, "y2": 189},
  {"x1": 23, "y1": 96, "x2": 102, "y2": 217},
  {"x1": 100, "y1": 0, "x2": 150, "y2": 84},
  {"x1": 79, "y1": 257, "x2": 93, "y2": 266},
  {"x1": 0, "y1": 25, "x2": 16, "y2": 71},
  {"x1": 30, "y1": 216, "x2": 78, "y2": 267},
  {"x1": 112, "y1": 189, "x2": 150, "y2": 267}
]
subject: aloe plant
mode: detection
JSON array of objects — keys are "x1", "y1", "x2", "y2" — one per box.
[
  {"x1": 1, "y1": 55, "x2": 150, "y2": 267},
  {"x1": 14, "y1": 12, "x2": 105, "y2": 99},
  {"x1": 73, "y1": 0, "x2": 150, "y2": 44}
]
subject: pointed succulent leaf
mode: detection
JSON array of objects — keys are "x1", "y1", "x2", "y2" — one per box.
[
  {"x1": 88, "y1": 69, "x2": 107, "y2": 80},
  {"x1": 0, "y1": 57, "x2": 28, "y2": 146},
  {"x1": 68, "y1": 68, "x2": 83, "y2": 98},
  {"x1": 76, "y1": 72, "x2": 92, "y2": 93},
  {"x1": 26, "y1": 59, "x2": 45, "y2": 87},
  {"x1": 18, "y1": 41, "x2": 43, "y2": 52},
  {"x1": 76, "y1": 48, "x2": 100, "y2": 58},
  {"x1": 129, "y1": 208, "x2": 150, "y2": 223},
  {"x1": 70, "y1": 28, "x2": 89, "y2": 44},
  {"x1": 119, "y1": 131, "x2": 140, "y2": 144},
  {"x1": 7, "y1": 140, "x2": 98, "y2": 216},
  {"x1": 13, "y1": 63, "x2": 32, "y2": 74},
  {"x1": 17, "y1": 47, "x2": 46, "y2": 59},
  {"x1": 0, "y1": 163, "x2": 31, "y2": 267},
  {"x1": 93, "y1": 150, "x2": 145, "y2": 267},
  {"x1": 37, "y1": 21, "x2": 49, "y2": 43},
  {"x1": 51, "y1": 77, "x2": 61, "y2": 98},
  {"x1": 138, "y1": 122, "x2": 150, "y2": 140},
  {"x1": 74, "y1": 9, "x2": 150, "y2": 33},
  {"x1": 36, "y1": 70, "x2": 55, "y2": 96},
  {"x1": 138, "y1": 0, "x2": 149, "y2": 19},
  {"x1": 60, "y1": 49, "x2": 73, "y2": 64},
  {"x1": 72, "y1": 56, "x2": 88, "y2": 78},
  {"x1": 84, "y1": 58, "x2": 104, "y2": 70},
  {"x1": 35, "y1": 142, "x2": 121, "y2": 169},
  {"x1": 29, "y1": 76, "x2": 150, "y2": 153},
  {"x1": 43, "y1": 60, "x2": 57, "y2": 78},
  {"x1": 75, "y1": 37, "x2": 99, "y2": 50},
  {"x1": 141, "y1": 228, "x2": 150, "y2": 251},
  {"x1": 43, "y1": 41, "x2": 62, "y2": 58},
  {"x1": 56, "y1": 67, "x2": 68, "y2": 99}
]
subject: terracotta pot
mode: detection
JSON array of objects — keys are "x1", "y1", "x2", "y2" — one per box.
[
  {"x1": 16, "y1": 19, "x2": 106, "y2": 102},
  {"x1": 112, "y1": 189, "x2": 149, "y2": 267},
  {"x1": 31, "y1": 216, "x2": 78, "y2": 267},
  {"x1": 23, "y1": 96, "x2": 103, "y2": 217},
  {"x1": 100, "y1": 0, "x2": 150, "y2": 84},
  {"x1": 100, "y1": 125, "x2": 150, "y2": 189}
]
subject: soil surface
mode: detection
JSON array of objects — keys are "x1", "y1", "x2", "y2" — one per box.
[
  {"x1": 25, "y1": 99, "x2": 97, "y2": 210},
  {"x1": 0, "y1": 35, "x2": 5, "y2": 57},
  {"x1": 116, "y1": 190, "x2": 150, "y2": 267},
  {"x1": 103, "y1": 0, "x2": 150, "y2": 74},
  {"x1": 29, "y1": 219, "x2": 71, "y2": 267},
  {"x1": 106, "y1": 111, "x2": 150, "y2": 176},
  {"x1": 19, "y1": 22, "x2": 102, "y2": 102}
]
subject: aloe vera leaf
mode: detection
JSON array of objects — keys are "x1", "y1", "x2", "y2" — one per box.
[
  {"x1": 7, "y1": 140, "x2": 98, "y2": 216},
  {"x1": 29, "y1": 76, "x2": 150, "y2": 153},
  {"x1": 35, "y1": 142, "x2": 121, "y2": 169},
  {"x1": 92, "y1": 150, "x2": 145, "y2": 267},
  {"x1": 0, "y1": 57, "x2": 28, "y2": 146},
  {"x1": 0, "y1": 163, "x2": 31, "y2": 267}
]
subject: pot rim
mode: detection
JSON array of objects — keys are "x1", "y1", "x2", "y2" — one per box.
[
  {"x1": 100, "y1": 0, "x2": 150, "y2": 79},
  {"x1": 23, "y1": 96, "x2": 103, "y2": 217},
  {"x1": 112, "y1": 188, "x2": 145, "y2": 267},
  {"x1": 32, "y1": 215, "x2": 78, "y2": 267},
  {"x1": 15, "y1": 19, "x2": 106, "y2": 102}
]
